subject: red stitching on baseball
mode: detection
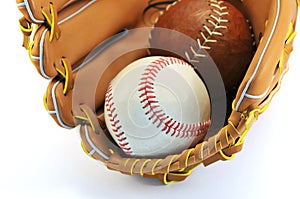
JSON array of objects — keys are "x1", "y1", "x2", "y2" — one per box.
[
  {"x1": 138, "y1": 57, "x2": 211, "y2": 138},
  {"x1": 105, "y1": 84, "x2": 133, "y2": 155}
]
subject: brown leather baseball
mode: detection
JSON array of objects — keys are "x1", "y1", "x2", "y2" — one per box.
[{"x1": 150, "y1": 0, "x2": 255, "y2": 94}]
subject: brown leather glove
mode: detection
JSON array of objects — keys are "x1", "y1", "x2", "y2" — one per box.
[{"x1": 17, "y1": 0, "x2": 298, "y2": 184}]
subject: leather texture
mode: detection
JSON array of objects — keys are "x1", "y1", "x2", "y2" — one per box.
[{"x1": 17, "y1": 0, "x2": 298, "y2": 184}]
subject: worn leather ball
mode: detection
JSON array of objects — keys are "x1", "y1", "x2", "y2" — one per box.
[{"x1": 149, "y1": 0, "x2": 255, "y2": 95}]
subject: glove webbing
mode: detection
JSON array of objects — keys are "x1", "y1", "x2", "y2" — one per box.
[{"x1": 76, "y1": 100, "x2": 274, "y2": 184}]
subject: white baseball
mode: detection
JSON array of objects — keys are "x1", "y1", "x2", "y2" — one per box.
[{"x1": 104, "y1": 56, "x2": 211, "y2": 158}]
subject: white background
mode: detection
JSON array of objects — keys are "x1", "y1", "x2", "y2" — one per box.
[{"x1": 1, "y1": 2, "x2": 300, "y2": 199}]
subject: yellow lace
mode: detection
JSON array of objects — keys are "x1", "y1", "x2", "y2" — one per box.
[
  {"x1": 279, "y1": 22, "x2": 297, "y2": 73},
  {"x1": 41, "y1": 3, "x2": 59, "y2": 42}
]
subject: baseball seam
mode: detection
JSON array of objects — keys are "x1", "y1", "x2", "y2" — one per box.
[
  {"x1": 105, "y1": 84, "x2": 133, "y2": 155},
  {"x1": 138, "y1": 57, "x2": 211, "y2": 138},
  {"x1": 185, "y1": 0, "x2": 230, "y2": 63}
]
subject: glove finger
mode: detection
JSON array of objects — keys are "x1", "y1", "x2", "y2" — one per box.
[
  {"x1": 23, "y1": 0, "x2": 154, "y2": 79},
  {"x1": 41, "y1": 1, "x2": 171, "y2": 128},
  {"x1": 16, "y1": 0, "x2": 74, "y2": 24},
  {"x1": 234, "y1": 0, "x2": 298, "y2": 111},
  {"x1": 44, "y1": 28, "x2": 150, "y2": 128}
]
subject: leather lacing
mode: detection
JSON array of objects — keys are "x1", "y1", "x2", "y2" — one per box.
[
  {"x1": 19, "y1": 2, "x2": 61, "y2": 47},
  {"x1": 79, "y1": 102, "x2": 262, "y2": 184},
  {"x1": 17, "y1": 0, "x2": 298, "y2": 184},
  {"x1": 19, "y1": 1, "x2": 74, "y2": 125},
  {"x1": 78, "y1": 19, "x2": 297, "y2": 183}
]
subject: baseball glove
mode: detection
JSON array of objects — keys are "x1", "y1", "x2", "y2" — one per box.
[{"x1": 17, "y1": 0, "x2": 298, "y2": 184}]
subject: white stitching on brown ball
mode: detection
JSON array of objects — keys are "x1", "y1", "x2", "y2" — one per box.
[{"x1": 186, "y1": 0, "x2": 229, "y2": 63}]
